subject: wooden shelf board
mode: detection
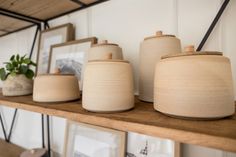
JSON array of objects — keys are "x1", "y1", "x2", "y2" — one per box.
[
  {"x1": 0, "y1": 139, "x2": 25, "y2": 157},
  {"x1": 0, "y1": 93, "x2": 236, "y2": 153}
]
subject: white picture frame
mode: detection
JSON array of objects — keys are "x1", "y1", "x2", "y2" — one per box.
[
  {"x1": 126, "y1": 132, "x2": 180, "y2": 157},
  {"x1": 36, "y1": 23, "x2": 74, "y2": 75},
  {"x1": 63, "y1": 121, "x2": 126, "y2": 157},
  {"x1": 48, "y1": 37, "x2": 97, "y2": 90}
]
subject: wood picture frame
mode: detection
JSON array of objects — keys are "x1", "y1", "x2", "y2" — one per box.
[
  {"x1": 63, "y1": 121, "x2": 126, "y2": 157},
  {"x1": 36, "y1": 23, "x2": 74, "y2": 75},
  {"x1": 48, "y1": 37, "x2": 97, "y2": 90}
]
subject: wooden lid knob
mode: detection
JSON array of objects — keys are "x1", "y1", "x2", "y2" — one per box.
[
  {"x1": 156, "y1": 31, "x2": 163, "y2": 37},
  {"x1": 54, "y1": 68, "x2": 61, "y2": 74},
  {"x1": 101, "y1": 40, "x2": 108, "y2": 44},
  {"x1": 184, "y1": 45, "x2": 195, "y2": 53},
  {"x1": 105, "y1": 53, "x2": 112, "y2": 59}
]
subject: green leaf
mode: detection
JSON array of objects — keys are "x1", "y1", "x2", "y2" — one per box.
[
  {"x1": 10, "y1": 55, "x2": 15, "y2": 61},
  {"x1": 20, "y1": 54, "x2": 27, "y2": 61},
  {"x1": 19, "y1": 65, "x2": 28, "y2": 74},
  {"x1": 16, "y1": 54, "x2": 20, "y2": 61},
  {"x1": 6, "y1": 63, "x2": 13, "y2": 71},
  {"x1": 29, "y1": 61, "x2": 37, "y2": 67},
  {"x1": 25, "y1": 69, "x2": 34, "y2": 79},
  {"x1": 0, "y1": 68, "x2": 6, "y2": 81},
  {"x1": 23, "y1": 58, "x2": 31, "y2": 64}
]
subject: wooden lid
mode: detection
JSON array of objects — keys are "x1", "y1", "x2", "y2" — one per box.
[
  {"x1": 92, "y1": 40, "x2": 118, "y2": 47},
  {"x1": 161, "y1": 45, "x2": 222, "y2": 59},
  {"x1": 144, "y1": 31, "x2": 175, "y2": 40},
  {"x1": 89, "y1": 53, "x2": 129, "y2": 63},
  {"x1": 20, "y1": 148, "x2": 47, "y2": 157}
]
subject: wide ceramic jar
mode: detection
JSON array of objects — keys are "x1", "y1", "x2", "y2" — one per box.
[
  {"x1": 33, "y1": 74, "x2": 80, "y2": 102},
  {"x1": 139, "y1": 31, "x2": 181, "y2": 102},
  {"x1": 154, "y1": 46, "x2": 235, "y2": 119},
  {"x1": 88, "y1": 40, "x2": 123, "y2": 61},
  {"x1": 82, "y1": 56, "x2": 134, "y2": 112},
  {"x1": 2, "y1": 74, "x2": 33, "y2": 96}
]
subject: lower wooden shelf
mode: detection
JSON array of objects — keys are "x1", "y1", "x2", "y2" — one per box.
[
  {"x1": 0, "y1": 92, "x2": 236, "y2": 153},
  {"x1": 0, "y1": 139, "x2": 25, "y2": 157}
]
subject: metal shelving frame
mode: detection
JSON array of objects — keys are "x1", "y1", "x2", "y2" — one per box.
[{"x1": 0, "y1": 0, "x2": 230, "y2": 156}]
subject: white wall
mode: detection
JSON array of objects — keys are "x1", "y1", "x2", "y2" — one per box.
[{"x1": 0, "y1": 0, "x2": 236, "y2": 156}]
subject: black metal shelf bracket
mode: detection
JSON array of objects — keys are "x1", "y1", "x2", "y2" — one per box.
[{"x1": 197, "y1": 0, "x2": 230, "y2": 51}]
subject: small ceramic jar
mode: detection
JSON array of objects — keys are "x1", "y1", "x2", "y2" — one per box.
[
  {"x1": 88, "y1": 40, "x2": 123, "y2": 61},
  {"x1": 33, "y1": 74, "x2": 80, "y2": 102},
  {"x1": 82, "y1": 54, "x2": 134, "y2": 112},
  {"x1": 20, "y1": 148, "x2": 48, "y2": 157},
  {"x1": 139, "y1": 31, "x2": 181, "y2": 102},
  {"x1": 154, "y1": 45, "x2": 235, "y2": 119}
]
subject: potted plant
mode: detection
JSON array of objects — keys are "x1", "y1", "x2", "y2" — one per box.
[{"x1": 0, "y1": 54, "x2": 36, "y2": 96}]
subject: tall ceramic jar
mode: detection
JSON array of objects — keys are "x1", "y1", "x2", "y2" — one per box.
[
  {"x1": 139, "y1": 31, "x2": 181, "y2": 102},
  {"x1": 88, "y1": 40, "x2": 123, "y2": 61},
  {"x1": 82, "y1": 54, "x2": 134, "y2": 112},
  {"x1": 154, "y1": 46, "x2": 235, "y2": 119}
]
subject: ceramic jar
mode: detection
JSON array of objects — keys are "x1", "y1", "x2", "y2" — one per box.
[
  {"x1": 88, "y1": 40, "x2": 123, "y2": 61},
  {"x1": 2, "y1": 74, "x2": 33, "y2": 96},
  {"x1": 82, "y1": 55, "x2": 134, "y2": 112},
  {"x1": 20, "y1": 148, "x2": 48, "y2": 157},
  {"x1": 33, "y1": 74, "x2": 80, "y2": 102},
  {"x1": 154, "y1": 46, "x2": 235, "y2": 119},
  {"x1": 139, "y1": 31, "x2": 181, "y2": 102}
]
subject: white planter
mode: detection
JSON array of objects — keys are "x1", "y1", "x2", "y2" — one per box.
[{"x1": 2, "y1": 74, "x2": 33, "y2": 96}]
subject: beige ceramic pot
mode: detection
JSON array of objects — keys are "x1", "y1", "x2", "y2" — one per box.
[
  {"x1": 20, "y1": 148, "x2": 48, "y2": 157},
  {"x1": 154, "y1": 46, "x2": 235, "y2": 119},
  {"x1": 88, "y1": 40, "x2": 123, "y2": 61},
  {"x1": 33, "y1": 74, "x2": 80, "y2": 102},
  {"x1": 2, "y1": 74, "x2": 33, "y2": 96},
  {"x1": 82, "y1": 55, "x2": 134, "y2": 112},
  {"x1": 139, "y1": 31, "x2": 181, "y2": 102}
]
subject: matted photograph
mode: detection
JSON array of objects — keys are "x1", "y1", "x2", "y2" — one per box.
[
  {"x1": 48, "y1": 37, "x2": 97, "y2": 90},
  {"x1": 126, "y1": 132, "x2": 180, "y2": 157},
  {"x1": 36, "y1": 23, "x2": 74, "y2": 75},
  {"x1": 63, "y1": 121, "x2": 126, "y2": 157}
]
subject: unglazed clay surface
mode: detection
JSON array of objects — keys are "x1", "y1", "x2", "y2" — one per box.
[
  {"x1": 2, "y1": 74, "x2": 33, "y2": 96},
  {"x1": 154, "y1": 54, "x2": 235, "y2": 119},
  {"x1": 82, "y1": 61, "x2": 134, "y2": 112},
  {"x1": 33, "y1": 75, "x2": 80, "y2": 102},
  {"x1": 88, "y1": 43, "x2": 123, "y2": 61},
  {"x1": 139, "y1": 32, "x2": 181, "y2": 102}
]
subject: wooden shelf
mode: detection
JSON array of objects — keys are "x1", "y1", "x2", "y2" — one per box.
[
  {"x1": 0, "y1": 139, "x2": 25, "y2": 157},
  {"x1": 0, "y1": 93, "x2": 236, "y2": 153}
]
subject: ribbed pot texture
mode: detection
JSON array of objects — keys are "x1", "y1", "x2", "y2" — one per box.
[
  {"x1": 82, "y1": 60, "x2": 134, "y2": 112},
  {"x1": 33, "y1": 75, "x2": 80, "y2": 102},
  {"x1": 88, "y1": 40, "x2": 123, "y2": 61},
  {"x1": 154, "y1": 51, "x2": 235, "y2": 119},
  {"x1": 139, "y1": 31, "x2": 181, "y2": 102}
]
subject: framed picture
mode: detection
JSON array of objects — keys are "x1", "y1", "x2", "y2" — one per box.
[
  {"x1": 36, "y1": 23, "x2": 74, "y2": 75},
  {"x1": 48, "y1": 37, "x2": 97, "y2": 90},
  {"x1": 63, "y1": 121, "x2": 126, "y2": 157},
  {"x1": 126, "y1": 132, "x2": 180, "y2": 157}
]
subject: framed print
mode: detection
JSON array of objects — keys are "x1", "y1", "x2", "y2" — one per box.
[
  {"x1": 36, "y1": 23, "x2": 74, "y2": 75},
  {"x1": 48, "y1": 37, "x2": 97, "y2": 90},
  {"x1": 63, "y1": 121, "x2": 126, "y2": 157},
  {"x1": 126, "y1": 132, "x2": 180, "y2": 157}
]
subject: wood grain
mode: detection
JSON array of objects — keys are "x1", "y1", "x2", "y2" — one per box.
[
  {"x1": 0, "y1": 0, "x2": 81, "y2": 20},
  {"x1": 0, "y1": 92, "x2": 235, "y2": 153},
  {"x1": 0, "y1": 139, "x2": 25, "y2": 157}
]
